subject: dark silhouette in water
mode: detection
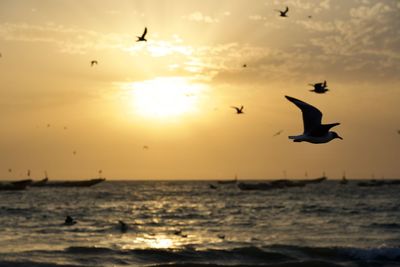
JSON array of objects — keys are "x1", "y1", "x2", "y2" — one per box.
[
  {"x1": 209, "y1": 184, "x2": 217, "y2": 189},
  {"x1": 64, "y1": 216, "x2": 77, "y2": 226},
  {"x1": 231, "y1": 105, "x2": 244, "y2": 114},
  {"x1": 136, "y1": 27, "x2": 148, "y2": 42},
  {"x1": 118, "y1": 220, "x2": 128, "y2": 233},
  {"x1": 285, "y1": 96, "x2": 342, "y2": 143},
  {"x1": 276, "y1": 6, "x2": 289, "y2": 17},
  {"x1": 90, "y1": 60, "x2": 98, "y2": 67},
  {"x1": 309, "y1": 80, "x2": 329, "y2": 94}
]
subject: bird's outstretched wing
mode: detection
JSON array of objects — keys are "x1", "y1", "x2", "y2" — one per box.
[
  {"x1": 231, "y1": 106, "x2": 239, "y2": 112},
  {"x1": 284, "y1": 6, "x2": 289, "y2": 13},
  {"x1": 285, "y1": 95, "x2": 322, "y2": 134},
  {"x1": 141, "y1": 27, "x2": 147, "y2": 38}
]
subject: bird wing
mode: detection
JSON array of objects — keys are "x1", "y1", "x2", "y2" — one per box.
[
  {"x1": 284, "y1": 6, "x2": 289, "y2": 13},
  {"x1": 285, "y1": 96, "x2": 322, "y2": 134},
  {"x1": 141, "y1": 27, "x2": 147, "y2": 38}
]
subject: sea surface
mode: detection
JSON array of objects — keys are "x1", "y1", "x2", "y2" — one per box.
[{"x1": 1, "y1": 180, "x2": 400, "y2": 267}]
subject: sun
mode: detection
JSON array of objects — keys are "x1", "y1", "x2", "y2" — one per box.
[{"x1": 123, "y1": 77, "x2": 205, "y2": 119}]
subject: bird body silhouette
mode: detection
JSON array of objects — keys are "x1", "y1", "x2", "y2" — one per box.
[
  {"x1": 309, "y1": 80, "x2": 329, "y2": 94},
  {"x1": 90, "y1": 60, "x2": 98, "y2": 67},
  {"x1": 136, "y1": 27, "x2": 148, "y2": 42},
  {"x1": 285, "y1": 96, "x2": 342, "y2": 144},
  {"x1": 231, "y1": 106, "x2": 244, "y2": 114},
  {"x1": 276, "y1": 6, "x2": 289, "y2": 17}
]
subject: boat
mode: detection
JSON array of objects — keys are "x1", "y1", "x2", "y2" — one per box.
[
  {"x1": 33, "y1": 178, "x2": 106, "y2": 187},
  {"x1": 0, "y1": 179, "x2": 32, "y2": 191},
  {"x1": 31, "y1": 178, "x2": 49, "y2": 186},
  {"x1": 357, "y1": 179, "x2": 385, "y2": 187},
  {"x1": 298, "y1": 176, "x2": 327, "y2": 184},
  {"x1": 238, "y1": 179, "x2": 306, "y2": 191},
  {"x1": 340, "y1": 176, "x2": 348, "y2": 185},
  {"x1": 217, "y1": 176, "x2": 238, "y2": 184}
]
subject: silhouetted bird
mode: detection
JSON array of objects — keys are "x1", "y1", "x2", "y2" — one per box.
[
  {"x1": 217, "y1": 234, "x2": 225, "y2": 239},
  {"x1": 273, "y1": 130, "x2": 283, "y2": 137},
  {"x1": 118, "y1": 220, "x2": 128, "y2": 233},
  {"x1": 136, "y1": 27, "x2": 148, "y2": 42},
  {"x1": 64, "y1": 126, "x2": 68, "y2": 130},
  {"x1": 397, "y1": 130, "x2": 400, "y2": 135},
  {"x1": 309, "y1": 80, "x2": 329, "y2": 94},
  {"x1": 143, "y1": 145, "x2": 149, "y2": 150},
  {"x1": 47, "y1": 123, "x2": 51, "y2": 128},
  {"x1": 8, "y1": 168, "x2": 12, "y2": 173},
  {"x1": 73, "y1": 150, "x2": 77, "y2": 155},
  {"x1": 64, "y1": 215, "x2": 77, "y2": 226},
  {"x1": 209, "y1": 184, "x2": 217, "y2": 189},
  {"x1": 231, "y1": 105, "x2": 244, "y2": 114},
  {"x1": 308, "y1": 15, "x2": 312, "y2": 19},
  {"x1": 276, "y1": 6, "x2": 289, "y2": 17},
  {"x1": 173, "y1": 229, "x2": 182, "y2": 235},
  {"x1": 91, "y1": 60, "x2": 98, "y2": 67},
  {"x1": 242, "y1": 64, "x2": 247, "y2": 68},
  {"x1": 285, "y1": 95, "x2": 342, "y2": 144}
]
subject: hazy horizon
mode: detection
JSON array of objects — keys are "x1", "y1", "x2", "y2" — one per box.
[{"x1": 1, "y1": 0, "x2": 400, "y2": 180}]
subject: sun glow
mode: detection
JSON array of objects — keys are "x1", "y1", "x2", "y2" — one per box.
[{"x1": 123, "y1": 77, "x2": 205, "y2": 119}]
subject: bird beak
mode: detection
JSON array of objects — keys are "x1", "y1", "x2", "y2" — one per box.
[{"x1": 337, "y1": 136, "x2": 343, "y2": 140}]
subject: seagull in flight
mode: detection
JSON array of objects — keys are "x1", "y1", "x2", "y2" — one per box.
[
  {"x1": 276, "y1": 6, "x2": 289, "y2": 17},
  {"x1": 309, "y1": 80, "x2": 329, "y2": 94},
  {"x1": 242, "y1": 64, "x2": 247, "y2": 68},
  {"x1": 91, "y1": 60, "x2": 98, "y2": 67},
  {"x1": 285, "y1": 96, "x2": 342, "y2": 144},
  {"x1": 231, "y1": 105, "x2": 244, "y2": 114},
  {"x1": 136, "y1": 27, "x2": 148, "y2": 42},
  {"x1": 273, "y1": 130, "x2": 283, "y2": 137}
]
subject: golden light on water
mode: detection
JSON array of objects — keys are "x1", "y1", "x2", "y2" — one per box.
[{"x1": 122, "y1": 77, "x2": 206, "y2": 119}]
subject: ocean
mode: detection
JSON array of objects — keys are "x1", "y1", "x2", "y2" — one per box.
[{"x1": 0, "y1": 180, "x2": 400, "y2": 267}]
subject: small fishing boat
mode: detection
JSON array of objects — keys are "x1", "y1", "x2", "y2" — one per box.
[
  {"x1": 0, "y1": 179, "x2": 32, "y2": 191},
  {"x1": 218, "y1": 175, "x2": 238, "y2": 184},
  {"x1": 34, "y1": 178, "x2": 105, "y2": 187}
]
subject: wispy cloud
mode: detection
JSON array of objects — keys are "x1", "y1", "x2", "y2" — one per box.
[{"x1": 182, "y1": 12, "x2": 220, "y2": 23}]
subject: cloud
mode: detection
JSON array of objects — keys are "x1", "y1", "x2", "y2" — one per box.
[{"x1": 182, "y1": 12, "x2": 219, "y2": 23}]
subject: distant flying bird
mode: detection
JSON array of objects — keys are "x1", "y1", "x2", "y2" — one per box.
[
  {"x1": 397, "y1": 130, "x2": 400, "y2": 135},
  {"x1": 285, "y1": 95, "x2": 342, "y2": 144},
  {"x1": 47, "y1": 123, "x2": 51, "y2": 128},
  {"x1": 64, "y1": 126, "x2": 68, "y2": 130},
  {"x1": 273, "y1": 130, "x2": 283, "y2": 137},
  {"x1": 90, "y1": 60, "x2": 98, "y2": 67},
  {"x1": 242, "y1": 64, "x2": 247, "y2": 68},
  {"x1": 8, "y1": 168, "x2": 12, "y2": 173},
  {"x1": 308, "y1": 15, "x2": 312, "y2": 19},
  {"x1": 276, "y1": 6, "x2": 289, "y2": 17},
  {"x1": 309, "y1": 80, "x2": 329, "y2": 94},
  {"x1": 231, "y1": 105, "x2": 244, "y2": 114},
  {"x1": 136, "y1": 27, "x2": 148, "y2": 42},
  {"x1": 73, "y1": 150, "x2": 77, "y2": 155}
]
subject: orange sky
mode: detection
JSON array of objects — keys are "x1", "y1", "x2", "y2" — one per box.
[{"x1": 1, "y1": 0, "x2": 400, "y2": 179}]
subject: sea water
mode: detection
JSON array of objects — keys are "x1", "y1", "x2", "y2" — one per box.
[{"x1": 0, "y1": 180, "x2": 400, "y2": 266}]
